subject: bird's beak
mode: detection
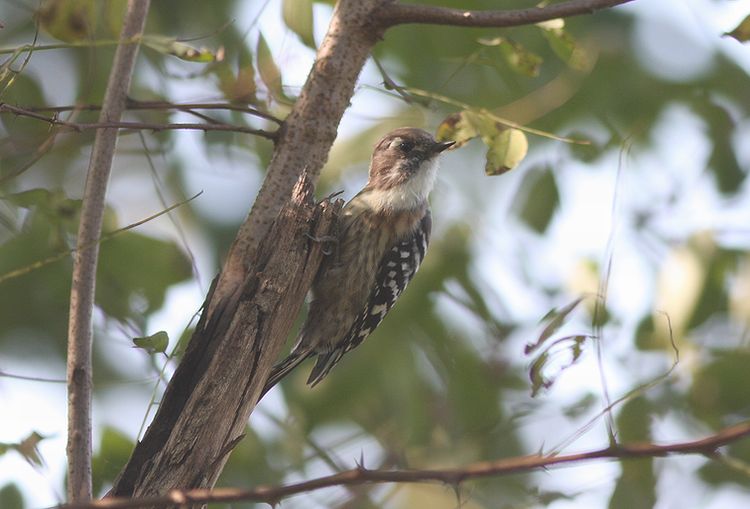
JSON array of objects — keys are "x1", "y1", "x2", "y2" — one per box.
[{"x1": 433, "y1": 140, "x2": 455, "y2": 153}]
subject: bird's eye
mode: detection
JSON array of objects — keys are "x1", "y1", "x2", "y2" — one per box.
[{"x1": 398, "y1": 140, "x2": 414, "y2": 152}]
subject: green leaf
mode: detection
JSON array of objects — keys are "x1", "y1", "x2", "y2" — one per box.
[
  {"x1": 484, "y1": 128, "x2": 528, "y2": 176},
  {"x1": 218, "y1": 426, "x2": 283, "y2": 488},
  {"x1": 436, "y1": 111, "x2": 480, "y2": 148},
  {"x1": 725, "y1": 14, "x2": 750, "y2": 42},
  {"x1": 4, "y1": 188, "x2": 82, "y2": 233},
  {"x1": 688, "y1": 247, "x2": 740, "y2": 329},
  {"x1": 525, "y1": 298, "x2": 587, "y2": 395},
  {"x1": 35, "y1": 0, "x2": 126, "y2": 41},
  {"x1": 92, "y1": 427, "x2": 134, "y2": 496},
  {"x1": 617, "y1": 396, "x2": 653, "y2": 442},
  {"x1": 692, "y1": 99, "x2": 746, "y2": 194},
  {"x1": 568, "y1": 130, "x2": 606, "y2": 162},
  {"x1": 527, "y1": 334, "x2": 588, "y2": 396},
  {"x1": 0, "y1": 74, "x2": 49, "y2": 141},
  {"x1": 438, "y1": 109, "x2": 528, "y2": 175},
  {"x1": 0, "y1": 484, "x2": 24, "y2": 509},
  {"x1": 4, "y1": 188, "x2": 54, "y2": 209},
  {"x1": 528, "y1": 351, "x2": 551, "y2": 396},
  {"x1": 133, "y1": 330, "x2": 169, "y2": 354},
  {"x1": 609, "y1": 398, "x2": 656, "y2": 509},
  {"x1": 634, "y1": 315, "x2": 658, "y2": 350},
  {"x1": 689, "y1": 350, "x2": 750, "y2": 427},
  {"x1": 257, "y1": 33, "x2": 286, "y2": 102},
  {"x1": 0, "y1": 431, "x2": 48, "y2": 467},
  {"x1": 143, "y1": 35, "x2": 223, "y2": 63},
  {"x1": 538, "y1": 18, "x2": 590, "y2": 71},
  {"x1": 96, "y1": 232, "x2": 192, "y2": 323},
  {"x1": 634, "y1": 313, "x2": 677, "y2": 352},
  {"x1": 513, "y1": 167, "x2": 560, "y2": 233},
  {"x1": 0, "y1": 218, "x2": 73, "y2": 345},
  {"x1": 530, "y1": 298, "x2": 584, "y2": 351},
  {"x1": 478, "y1": 36, "x2": 542, "y2": 77},
  {"x1": 283, "y1": 0, "x2": 315, "y2": 48},
  {"x1": 36, "y1": 0, "x2": 96, "y2": 42},
  {"x1": 699, "y1": 438, "x2": 750, "y2": 487},
  {"x1": 16, "y1": 431, "x2": 46, "y2": 467},
  {"x1": 214, "y1": 61, "x2": 258, "y2": 104}
]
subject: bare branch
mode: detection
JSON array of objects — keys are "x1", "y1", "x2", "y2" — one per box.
[
  {"x1": 65, "y1": 0, "x2": 150, "y2": 502},
  {"x1": 0, "y1": 371, "x2": 66, "y2": 383},
  {"x1": 14, "y1": 99, "x2": 283, "y2": 124},
  {"x1": 0, "y1": 103, "x2": 278, "y2": 139},
  {"x1": 374, "y1": 0, "x2": 635, "y2": 28},
  {"x1": 58, "y1": 420, "x2": 750, "y2": 509}
]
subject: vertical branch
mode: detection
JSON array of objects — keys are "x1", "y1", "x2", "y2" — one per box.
[{"x1": 66, "y1": 0, "x2": 151, "y2": 502}]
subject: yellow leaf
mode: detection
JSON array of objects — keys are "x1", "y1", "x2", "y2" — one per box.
[
  {"x1": 484, "y1": 128, "x2": 528, "y2": 175},
  {"x1": 257, "y1": 33, "x2": 287, "y2": 102},
  {"x1": 725, "y1": 14, "x2": 750, "y2": 43},
  {"x1": 283, "y1": 0, "x2": 315, "y2": 48}
]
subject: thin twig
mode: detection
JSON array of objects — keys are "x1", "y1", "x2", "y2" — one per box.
[
  {"x1": 56, "y1": 420, "x2": 750, "y2": 509},
  {"x1": 374, "y1": 0, "x2": 635, "y2": 28},
  {"x1": 0, "y1": 371, "x2": 67, "y2": 383},
  {"x1": 65, "y1": 0, "x2": 151, "y2": 502},
  {"x1": 0, "y1": 103, "x2": 278, "y2": 139},
  {"x1": 15, "y1": 99, "x2": 283, "y2": 124}
]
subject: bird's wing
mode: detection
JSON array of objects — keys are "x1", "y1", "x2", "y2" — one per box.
[{"x1": 306, "y1": 210, "x2": 432, "y2": 385}]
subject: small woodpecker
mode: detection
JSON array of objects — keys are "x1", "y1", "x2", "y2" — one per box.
[{"x1": 262, "y1": 127, "x2": 455, "y2": 395}]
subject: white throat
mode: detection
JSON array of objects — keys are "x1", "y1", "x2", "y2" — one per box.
[{"x1": 361, "y1": 158, "x2": 439, "y2": 212}]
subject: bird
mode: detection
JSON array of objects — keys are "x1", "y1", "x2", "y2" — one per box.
[{"x1": 261, "y1": 127, "x2": 455, "y2": 396}]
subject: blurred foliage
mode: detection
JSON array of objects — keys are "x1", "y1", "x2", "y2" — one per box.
[
  {"x1": 609, "y1": 397, "x2": 656, "y2": 509},
  {"x1": 725, "y1": 14, "x2": 750, "y2": 43},
  {"x1": 512, "y1": 165, "x2": 560, "y2": 233},
  {"x1": 0, "y1": 484, "x2": 25, "y2": 509},
  {"x1": 0, "y1": 431, "x2": 48, "y2": 468},
  {"x1": 91, "y1": 427, "x2": 133, "y2": 497},
  {"x1": 1, "y1": 0, "x2": 750, "y2": 508}
]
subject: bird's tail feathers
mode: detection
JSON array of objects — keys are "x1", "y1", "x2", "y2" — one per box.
[
  {"x1": 306, "y1": 347, "x2": 346, "y2": 387},
  {"x1": 260, "y1": 349, "x2": 311, "y2": 399}
]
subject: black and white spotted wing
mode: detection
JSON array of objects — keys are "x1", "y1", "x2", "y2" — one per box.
[{"x1": 307, "y1": 211, "x2": 432, "y2": 385}]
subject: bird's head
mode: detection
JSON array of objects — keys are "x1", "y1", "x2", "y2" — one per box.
[{"x1": 368, "y1": 127, "x2": 455, "y2": 191}]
